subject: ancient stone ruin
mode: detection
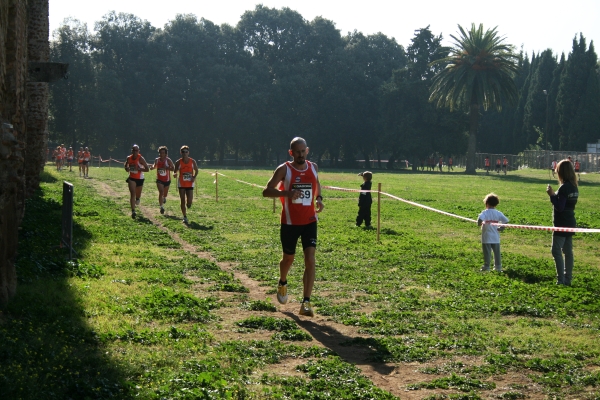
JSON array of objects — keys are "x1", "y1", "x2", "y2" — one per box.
[{"x1": 1, "y1": 0, "x2": 67, "y2": 304}]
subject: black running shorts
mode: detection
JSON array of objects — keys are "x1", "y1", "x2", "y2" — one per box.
[{"x1": 280, "y1": 222, "x2": 317, "y2": 255}]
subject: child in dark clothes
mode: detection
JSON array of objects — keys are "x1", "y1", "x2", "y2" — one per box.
[{"x1": 356, "y1": 171, "x2": 373, "y2": 228}]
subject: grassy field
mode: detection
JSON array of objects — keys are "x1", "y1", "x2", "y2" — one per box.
[{"x1": 2, "y1": 163, "x2": 600, "y2": 399}]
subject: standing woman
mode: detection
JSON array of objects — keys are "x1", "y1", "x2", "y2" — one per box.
[
  {"x1": 150, "y1": 146, "x2": 174, "y2": 215},
  {"x1": 173, "y1": 145, "x2": 198, "y2": 224},
  {"x1": 546, "y1": 159, "x2": 579, "y2": 286},
  {"x1": 124, "y1": 144, "x2": 150, "y2": 219}
]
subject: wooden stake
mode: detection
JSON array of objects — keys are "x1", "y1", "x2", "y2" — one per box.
[{"x1": 377, "y1": 182, "x2": 381, "y2": 243}]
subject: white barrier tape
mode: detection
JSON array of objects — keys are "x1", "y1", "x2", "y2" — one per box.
[
  {"x1": 322, "y1": 185, "x2": 374, "y2": 193},
  {"x1": 489, "y1": 223, "x2": 600, "y2": 233},
  {"x1": 382, "y1": 192, "x2": 478, "y2": 223}
]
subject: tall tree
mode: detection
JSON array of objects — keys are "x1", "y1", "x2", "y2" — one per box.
[
  {"x1": 429, "y1": 24, "x2": 520, "y2": 174},
  {"x1": 522, "y1": 49, "x2": 557, "y2": 148},
  {"x1": 556, "y1": 34, "x2": 598, "y2": 150}
]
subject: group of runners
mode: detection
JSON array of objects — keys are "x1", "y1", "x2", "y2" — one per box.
[
  {"x1": 421, "y1": 156, "x2": 454, "y2": 172},
  {"x1": 125, "y1": 144, "x2": 198, "y2": 223},
  {"x1": 483, "y1": 156, "x2": 509, "y2": 175},
  {"x1": 51, "y1": 145, "x2": 91, "y2": 177}
]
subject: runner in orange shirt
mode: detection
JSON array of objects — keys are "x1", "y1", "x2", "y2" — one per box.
[
  {"x1": 77, "y1": 147, "x2": 83, "y2": 176},
  {"x1": 82, "y1": 147, "x2": 91, "y2": 178},
  {"x1": 502, "y1": 156, "x2": 508, "y2": 175},
  {"x1": 173, "y1": 145, "x2": 198, "y2": 224},
  {"x1": 484, "y1": 156, "x2": 490, "y2": 174},
  {"x1": 54, "y1": 146, "x2": 61, "y2": 171},
  {"x1": 149, "y1": 146, "x2": 174, "y2": 215},
  {"x1": 574, "y1": 159, "x2": 581, "y2": 182},
  {"x1": 495, "y1": 158, "x2": 501, "y2": 174},
  {"x1": 66, "y1": 147, "x2": 74, "y2": 172},
  {"x1": 448, "y1": 156, "x2": 453, "y2": 171},
  {"x1": 124, "y1": 144, "x2": 149, "y2": 219}
]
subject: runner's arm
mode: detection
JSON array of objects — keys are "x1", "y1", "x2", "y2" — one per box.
[
  {"x1": 313, "y1": 163, "x2": 324, "y2": 213},
  {"x1": 262, "y1": 164, "x2": 299, "y2": 199},
  {"x1": 192, "y1": 159, "x2": 199, "y2": 180},
  {"x1": 140, "y1": 156, "x2": 150, "y2": 172}
]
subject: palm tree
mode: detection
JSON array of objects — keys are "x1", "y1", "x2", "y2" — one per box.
[{"x1": 429, "y1": 24, "x2": 520, "y2": 174}]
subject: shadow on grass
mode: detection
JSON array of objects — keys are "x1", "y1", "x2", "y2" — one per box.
[
  {"x1": 162, "y1": 215, "x2": 214, "y2": 231},
  {"x1": 0, "y1": 174, "x2": 132, "y2": 399},
  {"x1": 283, "y1": 311, "x2": 395, "y2": 376}
]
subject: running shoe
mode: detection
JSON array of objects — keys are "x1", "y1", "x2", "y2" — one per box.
[
  {"x1": 480, "y1": 266, "x2": 490, "y2": 272},
  {"x1": 131, "y1": 210, "x2": 136, "y2": 219},
  {"x1": 299, "y1": 301, "x2": 314, "y2": 317},
  {"x1": 276, "y1": 284, "x2": 288, "y2": 304},
  {"x1": 183, "y1": 216, "x2": 188, "y2": 224},
  {"x1": 160, "y1": 206, "x2": 165, "y2": 215},
  {"x1": 136, "y1": 198, "x2": 140, "y2": 205}
]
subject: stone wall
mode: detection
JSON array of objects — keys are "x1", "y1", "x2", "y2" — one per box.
[{"x1": 0, "y1": 0, "x2": 51, "y2": 304}]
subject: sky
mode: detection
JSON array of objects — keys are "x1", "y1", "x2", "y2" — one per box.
[{"x1": 48, "y1": 0, "x2": 600, "y2": 57}]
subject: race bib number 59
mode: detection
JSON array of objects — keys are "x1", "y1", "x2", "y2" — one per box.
[{"x1": 291, "y1": 183, "x2": 312, "y2": 206}]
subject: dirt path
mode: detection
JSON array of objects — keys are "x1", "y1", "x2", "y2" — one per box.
[{"x1": 92, "y1": 178, "x2": 545, "y2": 399}]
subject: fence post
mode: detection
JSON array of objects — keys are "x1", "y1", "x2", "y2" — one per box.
[
  {"x1": 109, "y1": 158, "x2": 111, "y2": 171},
  {"x1": 215, "y1": 171, "x2": 218, "y2": 202},
  {"x1": 377, "y1": 183, "x2": 381, "y2": 243},
  {"x1": 98, "y1": 155, "x2": 101, "y2": 168}
]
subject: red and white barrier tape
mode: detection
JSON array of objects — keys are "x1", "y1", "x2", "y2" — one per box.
[
  {"x1": 201, "y1": 173, "x2": 600, "y2": 234},
  {"x1": 488, "y1": 223, "x2": 600, "y2": 233}
]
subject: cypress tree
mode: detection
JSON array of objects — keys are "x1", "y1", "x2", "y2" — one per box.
[
  {"x1": 547, "y1": 53, "x2": 565, "y2": 150},
  {"x1": 557, "y1": 34, "x2": 591, "y2": 149},
  {"x1": 522, "y1": 49, "x2": 557, "y2": 148},
  {"x1": 569, "y1": 65, "x2": 600, "y2": 150},
  {"x1": 512, "y1": 53, "x2": 533, "y2": 151}
]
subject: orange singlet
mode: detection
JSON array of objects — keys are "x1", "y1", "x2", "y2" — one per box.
[
  {"x1": 575, "y1": 161, "x2": 580, "y2": 171},
  {"x1": 503, "y1": 158, "x2": 508, "y2": 166},
  {"x1": 83, "y1": 151, "x2": 91, "y2": 162},
  {"x1": 278, "y1": 161, "x2": 319, "y2": 226},
  {"x1": 127, "y1": 153, "x2": 144, "y2": 179},
  {"x1": 78, "y1": 151, "x2": 83, "y2": 164},
  {"x1": 485, "y1": 158, "x2": 490, "y2": 167},
  {"x1": 155, "y1": 158, "x2": 171, "y2": 183},
  {"x1": 177, "y1": 158, "x2": 195, "y2": 188}
]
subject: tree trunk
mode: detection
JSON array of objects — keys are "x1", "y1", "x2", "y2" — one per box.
[{"x1": 465, "y1": 103, "x2": 479, "y2": 174}]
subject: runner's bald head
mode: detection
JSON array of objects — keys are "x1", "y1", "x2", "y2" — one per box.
[{"x1": 290, "y1": 137, "x2": 307, "y2": 150}]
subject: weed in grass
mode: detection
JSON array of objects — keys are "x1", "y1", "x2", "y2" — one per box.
[
  {"x1": 407, "y1": 373, "x2": 496, "y2": 391},
  {"x1": 66, "y1": 260, "x2": 106, "y2": 279},
  {"x1": 237, "y1": 316, "x2": 298, "y2": 331},
  {"x1": 136, "y1": 287, "x2": 219, "y2": 322},
  {"x1": 240, "y1": 299, "x2": 277, "y2": 312}
]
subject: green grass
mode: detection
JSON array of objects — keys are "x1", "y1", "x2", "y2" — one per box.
[{"x1": 2, "y1": 165, "x2": 600, "y2": 398}]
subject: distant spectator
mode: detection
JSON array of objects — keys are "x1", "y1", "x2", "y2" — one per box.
[
  {"x1": 574, "y1": 159, "x2": 581, "y2": 182},
  {"x1": 551, "y1": 160, "x2": 557, "y2": 178},
  {"x1": 438, "y1": 157, "x2": 443, "y2": 172},
  {"x1": 448, "y1": 156, "x2": 453, "y2": 171}
]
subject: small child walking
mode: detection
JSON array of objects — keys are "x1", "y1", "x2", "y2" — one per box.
[
  {"x1": 356, "y1": 171, "x2": 373, "y2": 228},
  {"x1": 477, "y1": 193, "x2": 509, "y2": 272}
]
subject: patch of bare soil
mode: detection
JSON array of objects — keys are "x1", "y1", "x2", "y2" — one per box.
[{"x1": 92, "y1": 179, "x2": 549, "y2": 399}]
